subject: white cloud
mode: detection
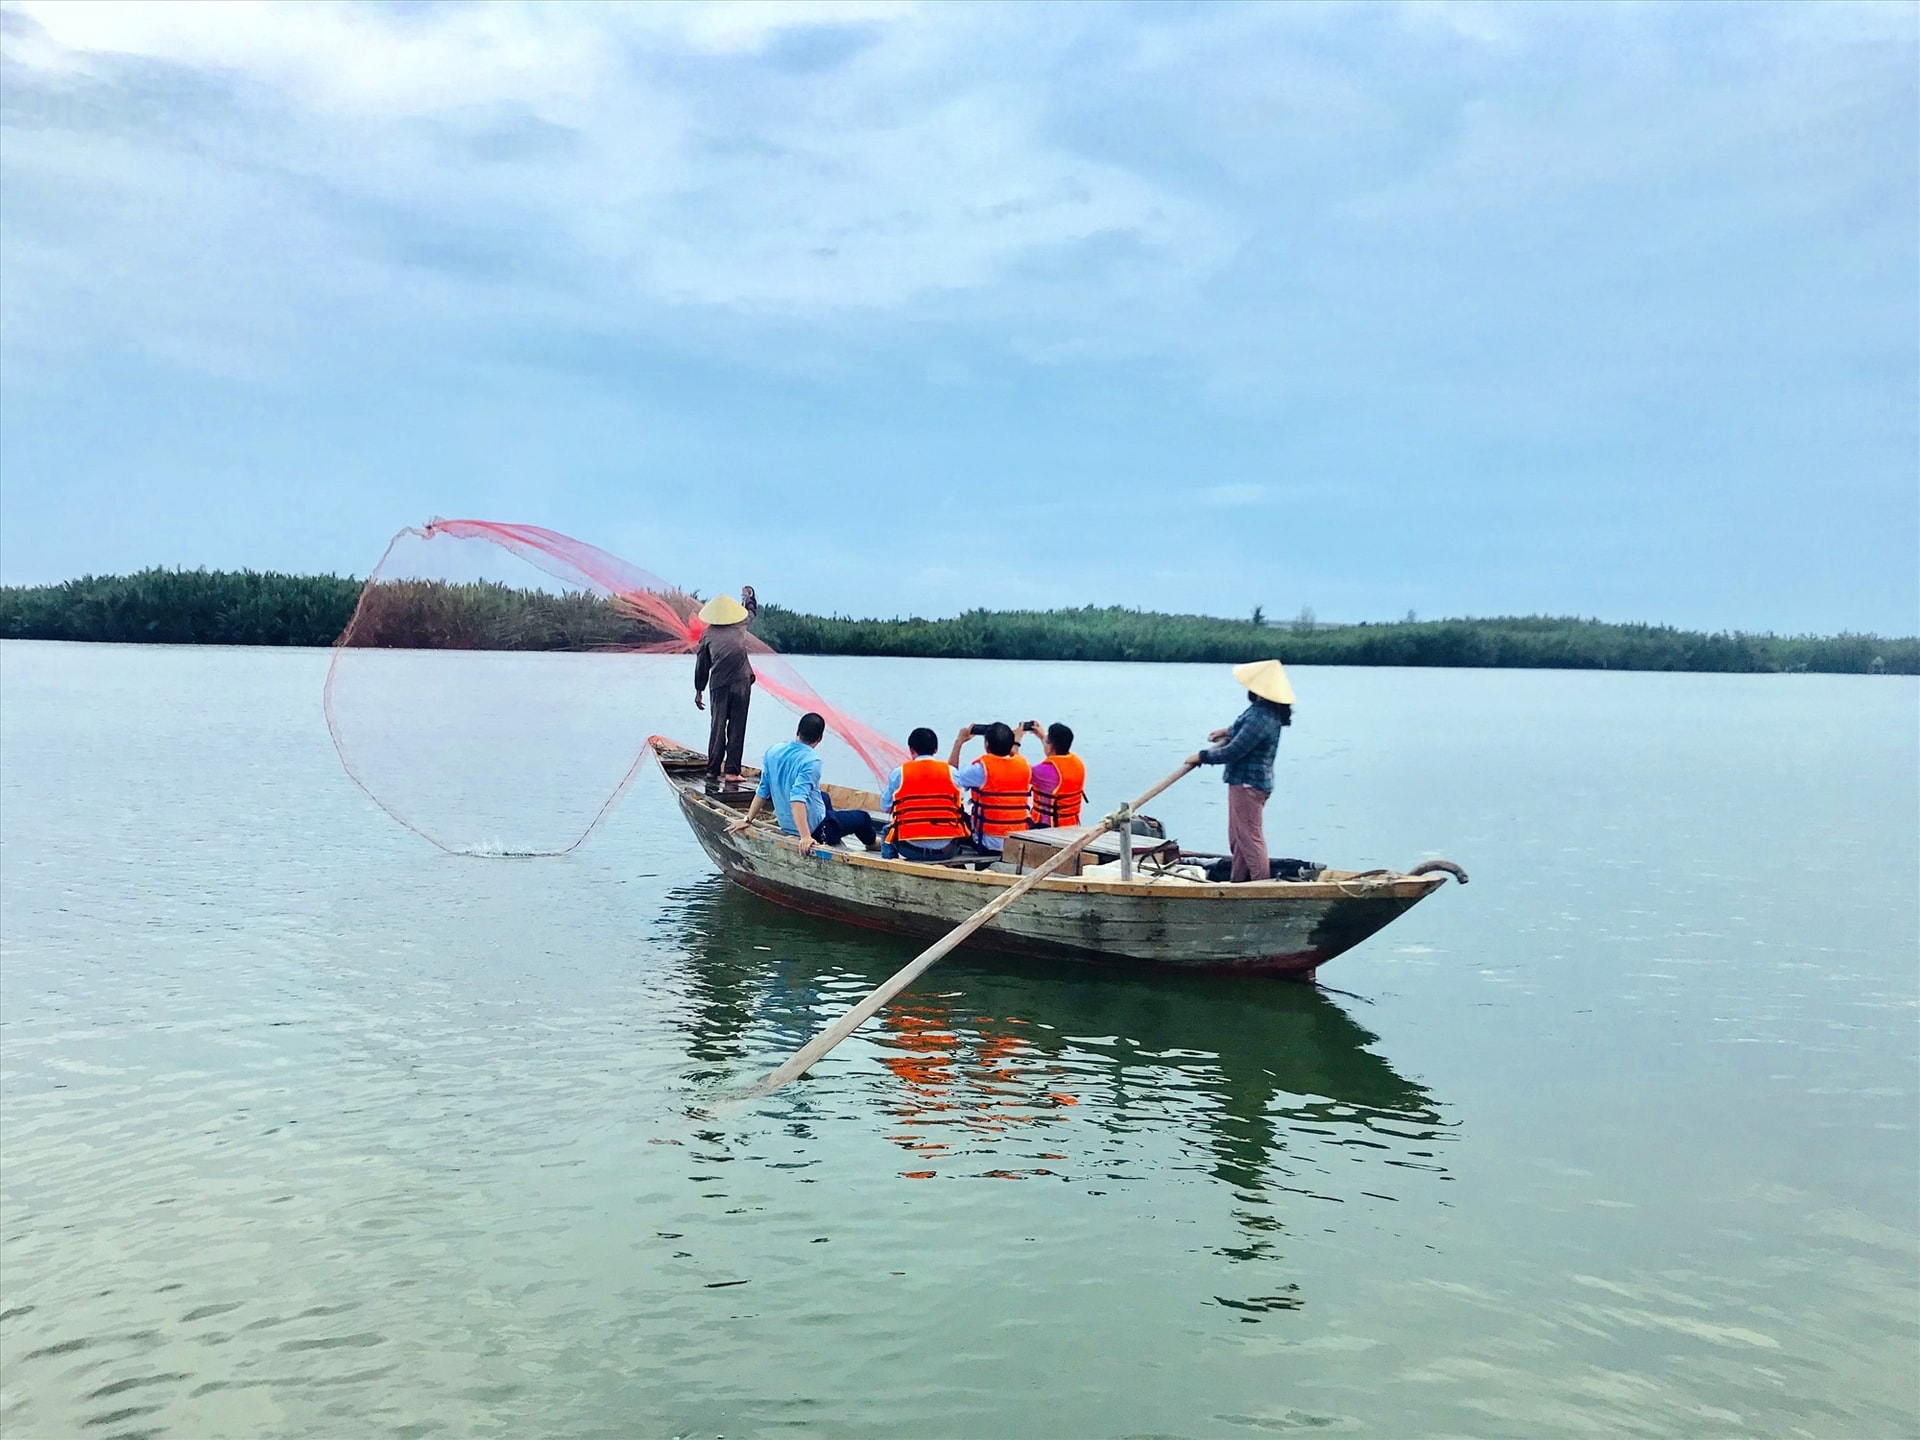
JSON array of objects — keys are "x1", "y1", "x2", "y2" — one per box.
[
  {"x1": 0, "y1": 0, "x2": 1230, "y2": 360},
  {"x1": 0, "y1": 2, "x2": 1912, "y2": 632},
  {"x1": 1, "y1": 0, "x2": 1911, "y2": 475},
  {"x1": 9, "y1": 2, "x2": 905, "y2": 113},
  {"x1": 12, "y1": 2, "x2": 603, "y2": 114}
]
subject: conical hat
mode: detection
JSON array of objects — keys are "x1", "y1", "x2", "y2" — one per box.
[
  {"x1": 697, "y1": 594, "x2": 749, "y2": 626},
  {"x1": 1232, "y1": 659, "x2": 1295, "y2": 705}
]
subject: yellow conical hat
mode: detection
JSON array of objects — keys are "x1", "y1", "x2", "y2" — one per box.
[
  {"x1": 1232, "y1": 659, "x2": 1295, "y2": 705},
  {"x1": 697, "y1": 594, "x2": 749, "y2": 626}
]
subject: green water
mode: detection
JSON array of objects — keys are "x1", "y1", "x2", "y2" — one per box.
[{"x1": 2, "y1": 643, "x2": 1914, "y2": 1437}]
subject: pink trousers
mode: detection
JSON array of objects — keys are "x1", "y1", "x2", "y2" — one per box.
[{"x1": 1227, "y1": 783, "x2": 1270, "y2": 883}]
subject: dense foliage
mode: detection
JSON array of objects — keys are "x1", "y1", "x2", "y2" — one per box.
[
  {"x1": 0, "y1": 568, "x2": 363, "y2": 647},
  {"x1": 756, "y1": 606, "x2": 1917, "y2": 674},
  {"x1": 2, "y1": 569, "x2": 1913, "y2": 674}
]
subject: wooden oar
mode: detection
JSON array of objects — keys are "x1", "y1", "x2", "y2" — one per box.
[{"x1": 734, "y1": 760, "x2": 1199, "y2": 1101}]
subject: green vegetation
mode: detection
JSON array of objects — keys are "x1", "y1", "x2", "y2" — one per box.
[
  {"x1": 0, "y1": 569, "x2": 362, "y2": 647},
  {"x1": 2, "y1": 568, "x2": 1913, "y2": 674},
  {"x1": 753, "y1": 606, "x2": 1915, "y2": 673}
]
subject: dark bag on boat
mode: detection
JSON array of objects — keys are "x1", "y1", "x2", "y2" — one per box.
[{"x1": 1204, "y1": 857, "x2": 1324, "y2": 882}]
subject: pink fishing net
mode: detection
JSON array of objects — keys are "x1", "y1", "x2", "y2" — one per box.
[{"x1": 325, "y1": 519, "x2": 905, "y2": 855}]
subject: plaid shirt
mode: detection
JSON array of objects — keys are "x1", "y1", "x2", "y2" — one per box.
[
  {"x1": 694, "y1": 621, "x2": 755, "y2": 692},
  {"x1": 1198, "y1": 699, "x2": 1286, "y2": 792}
]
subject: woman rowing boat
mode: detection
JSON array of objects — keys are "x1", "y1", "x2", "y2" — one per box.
[{"x1": 1188, "y1": 660, "x2": 1294, "y2": 882}]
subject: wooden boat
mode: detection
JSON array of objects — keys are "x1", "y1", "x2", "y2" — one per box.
[{"x1": 651, "y1": 739, "x2": 1465, "y2": 980}]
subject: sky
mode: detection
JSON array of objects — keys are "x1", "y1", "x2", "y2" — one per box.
[{"x1": 1, "y1": 1, "x2": 1914, "y2": 634}]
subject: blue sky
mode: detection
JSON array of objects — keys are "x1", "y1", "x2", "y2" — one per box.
[{"x1": 1, "y1": 1, "x2": 1914, "y2": 633}]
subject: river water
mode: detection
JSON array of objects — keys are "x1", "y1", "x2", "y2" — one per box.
[{"x1": 1, "y1": 641, "x2": 1914, "y2": 1438}]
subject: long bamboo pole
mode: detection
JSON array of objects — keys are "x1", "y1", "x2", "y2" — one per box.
[{"x1": 734, "y1": 760, "x2": 1198, "y2": 1101}]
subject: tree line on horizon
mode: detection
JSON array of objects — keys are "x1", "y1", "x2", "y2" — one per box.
[{"x1": 0, "y1": 568, "x2": 1912, "y2": 674}]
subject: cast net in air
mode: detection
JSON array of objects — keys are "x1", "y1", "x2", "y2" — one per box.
[{"x1": 324, "y1": 519, "x2": 906, "y2": 855}]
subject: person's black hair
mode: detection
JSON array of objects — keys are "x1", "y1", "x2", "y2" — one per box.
[
  {"x1": 1244, "y1": 695, "x2": 1290, "y2": 725},
  {"x1": 797, "y1": 712, "x2": 827, "y2": 744},
  {"x1": 984, "y1": 721, "x2": 1016, "y2": 757},
  {"x1": 1247, "y1": 693, "x2": 1293, "y2": 727},
  {"x1": 1046, "y1": 722, "x2": 1073, "y2": 754},
  {"x1": 907, "y1": 726, "x2": 938, "y2": 756}
]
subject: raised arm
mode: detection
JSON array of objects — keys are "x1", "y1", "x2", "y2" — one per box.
[{"x1": 946, "y1": 725, "x2": 975, "y2": 768}]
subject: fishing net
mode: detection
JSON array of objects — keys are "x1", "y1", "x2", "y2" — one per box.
[{"x1": 325, "y1": 519, "x2": 906, "y2": 855}]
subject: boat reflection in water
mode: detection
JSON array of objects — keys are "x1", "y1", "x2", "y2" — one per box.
[{"x1": 660, "y1": 879, "x2": 1455, "y2": 1240}]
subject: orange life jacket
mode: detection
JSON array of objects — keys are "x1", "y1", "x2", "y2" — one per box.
[
  {"x1": 888, "y1": 758, "x2": 968, "y2": 844},
  {"x1": 1029, "y1": 751, "x2": 1086, "y2": 828},
  {"x1": 969, "y1": 752, "x2": 1033, "y2": 841}
]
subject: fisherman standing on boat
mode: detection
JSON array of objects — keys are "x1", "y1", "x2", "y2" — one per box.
[
  {"x1": 693, "y1": 594, "x2": 755, "y2": 785},
  {"x1": 948, "y1": 722, "x2": 1032, "y2": 854},
  {"x1": 1187, "y1": 661, "x2": 1294, "y2": 882},
  {"x1": 728, "y1": 712, "x2": 883, "y2": 852},
  {"x1": 879, "y1": 728, "x2": 970, "y2": 862},
  {"x1": 1020, "y1": 720, "x2": 1086, "y2": 828}
]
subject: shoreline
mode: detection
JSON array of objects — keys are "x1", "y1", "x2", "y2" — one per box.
[
  {"x1": 5, "y1": 633, "x2": 1916, "y2": 681},
  {"x1": 3, "y1": 570, "x2": 1914, "y2": 675}
]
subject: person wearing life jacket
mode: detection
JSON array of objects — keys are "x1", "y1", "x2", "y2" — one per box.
[
  {"x1": 1020, "y1": 720, "x2": 1086, "y2": 829},
  {"x1": 879, "y1": 728, "x2": 969, "y2": 863},
  {"x1": 948, "y1": 721, "x2": 1032, "y2": 854}
]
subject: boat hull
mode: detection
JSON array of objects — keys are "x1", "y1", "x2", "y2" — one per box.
[{"x1": 658, "y1": 746, "x2": 1446, "y2": 977}]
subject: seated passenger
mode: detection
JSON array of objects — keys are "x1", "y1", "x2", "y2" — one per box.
[
  {"x1": 727, "y1": 711, "x2": 881, "y2": 852},
  {"x1": 1020, "y1": 720, "x2": 1086, "y2": 828},
  {"x1": 879, "y1": 728, "x2": 969, "y2": 862},
  {"x1": 948, "y1": 721, "x2": 1032, "y2": 854}
]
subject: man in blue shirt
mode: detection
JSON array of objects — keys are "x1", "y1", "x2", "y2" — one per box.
[
  {"x1": 946, "y1": 721, "x2": 1032, "y2": 853},
  {"x1": 879, "y1": 726, "x2": 970, "y2": 862},
  {"x1": 728, "y1": 711, "x2": 881, "y2": 851}
]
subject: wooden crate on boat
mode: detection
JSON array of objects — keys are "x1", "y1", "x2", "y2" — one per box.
[{"x1": 1001, "y1": 826, "x2": 1180, "y2": 878}]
